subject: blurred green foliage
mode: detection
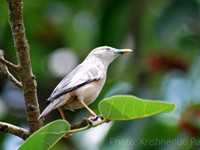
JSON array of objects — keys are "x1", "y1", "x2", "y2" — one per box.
[{"x1": 1, "y1": 0, "x2": 200, "y2": 149}]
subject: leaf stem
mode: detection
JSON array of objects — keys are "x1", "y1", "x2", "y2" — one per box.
[
  {"x1": 68, "y1": 118, "x2": 107, "y2": 134},
  {"x1": 69, "y1": 124, "x2": 91, "y2": 134}
]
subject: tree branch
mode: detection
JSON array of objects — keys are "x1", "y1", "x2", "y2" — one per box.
[
  {"x1": 0, "y1": 122, "x2": 29, "y2": 140},
  {"x1": 70, "y1": 118, "x2": 91, "y2": 130},
  {"x1": 7, "y1": 0, "x2": 43, "y2": 135},
  {"x1": 70, "y1": 115, "x2": 107, "y2": 130}
]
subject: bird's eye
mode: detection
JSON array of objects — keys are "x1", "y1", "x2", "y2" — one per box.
[{"x1": 106, "y1": 48, "x2": 110, "y2": 51}]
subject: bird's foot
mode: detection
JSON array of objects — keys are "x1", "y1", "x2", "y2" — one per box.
[{"x1": 86, "y1": 115, "x2": 104, "y2": 126}]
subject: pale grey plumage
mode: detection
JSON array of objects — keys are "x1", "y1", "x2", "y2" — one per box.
[{"x1": 38, "y1": 46, "x2": 132, "y2": 120}]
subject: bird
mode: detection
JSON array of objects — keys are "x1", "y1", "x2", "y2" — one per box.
[{"x1": 38, "y1": 46, "x2": 132, "y2": 120}]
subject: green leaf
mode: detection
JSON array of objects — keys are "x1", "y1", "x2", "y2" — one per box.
[
  {"x1": 18, "y1": 120, "x2": 70, "y2": 150},
  {"x1": 99, "y1": 95, "x2": 176, "y2": 120}
]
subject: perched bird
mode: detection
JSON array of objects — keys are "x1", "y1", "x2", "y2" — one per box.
[{"x1": 38, "y1": 46, "x2": 132, "y2": 120}]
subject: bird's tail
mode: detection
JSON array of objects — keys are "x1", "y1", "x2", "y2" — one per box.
[{"x1": 38, "y1": 99, "x2": 61, "y2": 120}]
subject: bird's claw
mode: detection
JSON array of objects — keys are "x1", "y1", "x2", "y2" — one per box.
[{"x1": 85, "y1": 115, "x2": 104, "y2": 126}]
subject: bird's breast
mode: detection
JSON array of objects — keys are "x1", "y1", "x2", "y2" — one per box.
[
  {"x1": 64, "y1": 76, "x2": 106, "y2": 110},
  {"x1": 77, "y1": 79, "x2": 105, "y2": 102}
]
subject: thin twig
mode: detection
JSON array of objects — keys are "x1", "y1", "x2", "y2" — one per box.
[
  {"x1": 0, "y1": 122, "x2": 29, "y2": 140},
  {"x1": 70, "y1": 115, "x2": 107, "y2": 132},
  {"x1": 0, "y1": 50, "x2": 18, "y2": 71},
  {"x1": 0, "y1": 50, "x2": 22, "y2": 88},
  {"x1": 5, "y1": 67, "x2": 22, "y2": 88},
  {"x1": 70, "y1": 118, "x2": 89, "y2": 130}
]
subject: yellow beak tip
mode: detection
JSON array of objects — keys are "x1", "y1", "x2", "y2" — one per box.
[
  {"x1": 114, "y1": 49, "x2": 133, "y2": 55},
  {"x1": 121, "y1": 49, "x2": 133, "y2": 54}
]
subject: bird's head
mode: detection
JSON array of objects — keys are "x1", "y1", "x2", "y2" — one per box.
[{"x1": 86, "y1": 46, "x2": 132, "y2": 66}]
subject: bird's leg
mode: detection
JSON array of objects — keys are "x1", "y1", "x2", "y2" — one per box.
[
  {"x1": 58, "y1": 107, "x2": 67, "y2": 120},
  {"x1": 78, "y1": 97, "x2": 97, "y2": 117},
  {"x1": 58, "y1": 108, "x2": 73, "y2": 139}
]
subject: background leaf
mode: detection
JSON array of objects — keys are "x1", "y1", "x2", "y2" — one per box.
[
  {"x1": 99, "y1": 95, "x2": 176, "y2": 120},
  {"x1": 18, "y1": 120, "x2": 70, "y2": 150}
]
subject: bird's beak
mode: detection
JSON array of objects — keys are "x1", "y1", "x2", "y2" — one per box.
[{"x1": 113, "y1": 49, "x2": 132, "y2": 55}]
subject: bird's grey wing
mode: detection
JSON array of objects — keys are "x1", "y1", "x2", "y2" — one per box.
[{"x1": 47, "y1": 64, "x2": 104, "y2": 101}]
